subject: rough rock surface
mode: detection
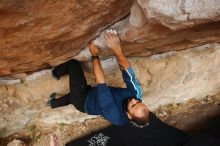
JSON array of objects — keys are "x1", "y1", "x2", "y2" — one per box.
[
  {"x1": 6, "y1": 139, "x2": 25, "y2": 146},
  {"x1": 0, "y1": 43, "x2": 219, "y2": 138},
  {"x1": 94, "y1": 0, "x2": 220, "y2": 58},
  {"x1": 0, "y1": 0, "x2": 132, "y2": 76},
  {"x1": 1, "y1": 92, "x2": 220, "y2": 146},
  {"x1": 0, "y1": 0, "x2": 220, "y2": 76},
  {"x1": 139, "y1": 0, "x2": 220, "y2": 30},
  {"x1": 0, "y1": 0, "x2": 220, "y2": 141}
]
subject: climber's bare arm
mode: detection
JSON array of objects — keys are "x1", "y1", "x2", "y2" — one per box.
[
  {"x1": 104, "y1": 29, "x2": 130, "y2": 70},
  {"x1": 88, "y1": 41, "x2": 105, "y2": 84}
]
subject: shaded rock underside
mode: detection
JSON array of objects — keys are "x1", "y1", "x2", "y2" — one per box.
[{"x1": 0, "y1": 0, "x2": 220, "y2": 76}]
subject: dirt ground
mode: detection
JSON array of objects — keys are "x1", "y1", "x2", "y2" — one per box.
[{"x1": 1, "y1": 92, "x2": 220, "y2": 146}]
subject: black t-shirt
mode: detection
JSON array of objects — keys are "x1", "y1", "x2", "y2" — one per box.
[
  {"x1": 114, "y1": 112, "x2": 187, "y2": 146},
  {"x1": 66, "y1": 112, "x2": 220, "y2": 146}
]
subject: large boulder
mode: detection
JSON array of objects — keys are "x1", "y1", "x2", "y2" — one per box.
[
  {"x1": 0, "y1": 0, "x2": 220, "y2": 76},
  {"x1": 0, "y1": 0, "x2": 220, "y2": 139},
  {"x1": 0, "y1": 0, "x2": 132, "y2": 76},
  {"x1": 0, "y1": 43, "x2": 220, "y2": 137},
  {"x1": 93, "y1": 0, "x2": 220, "y2": 58}
]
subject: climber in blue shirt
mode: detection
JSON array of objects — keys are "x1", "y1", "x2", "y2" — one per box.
[{"x1": 48, "y1": 29, "x2": 149, "y2": 126}]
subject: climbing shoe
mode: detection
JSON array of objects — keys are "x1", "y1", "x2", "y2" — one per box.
[
  {"x1": 46, "y1": 93, "x2": 56, "y2": 106},
  {"x1": 51, "y1": 68, "x2": 60, "y2": 80}
]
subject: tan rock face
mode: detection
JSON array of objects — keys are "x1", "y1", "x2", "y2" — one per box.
[
  {"x1": 94, "y1": 0, "x2": 220, "y2": 59},
  {"x1": 0, "y1": 0, "x2": 220, "y2": 139},
  {"x1": 0, "y1": 0, "x2": 132, "y2": 76},
  {"x1": 141, "y1": 0, "x2": 220, "y2": 30},
  {"x1": 0, "y1": 43, "x2": 219, "y2": 137},
  {"x1": 0, "y1": 0, "x2": 220, "y2": 76}
]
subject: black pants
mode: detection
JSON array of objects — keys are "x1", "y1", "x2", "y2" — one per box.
[{"x1": 50, "y1": 59, "x2": 89, "y2": 112}]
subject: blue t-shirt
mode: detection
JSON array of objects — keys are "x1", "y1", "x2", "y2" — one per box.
[{"x1": 84, "y1": 66, "x2": 142, "y2": 125}]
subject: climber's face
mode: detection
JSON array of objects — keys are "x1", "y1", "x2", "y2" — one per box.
[{"x1": 126, "y1": 98, "x2": 149, "y2": 120}]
